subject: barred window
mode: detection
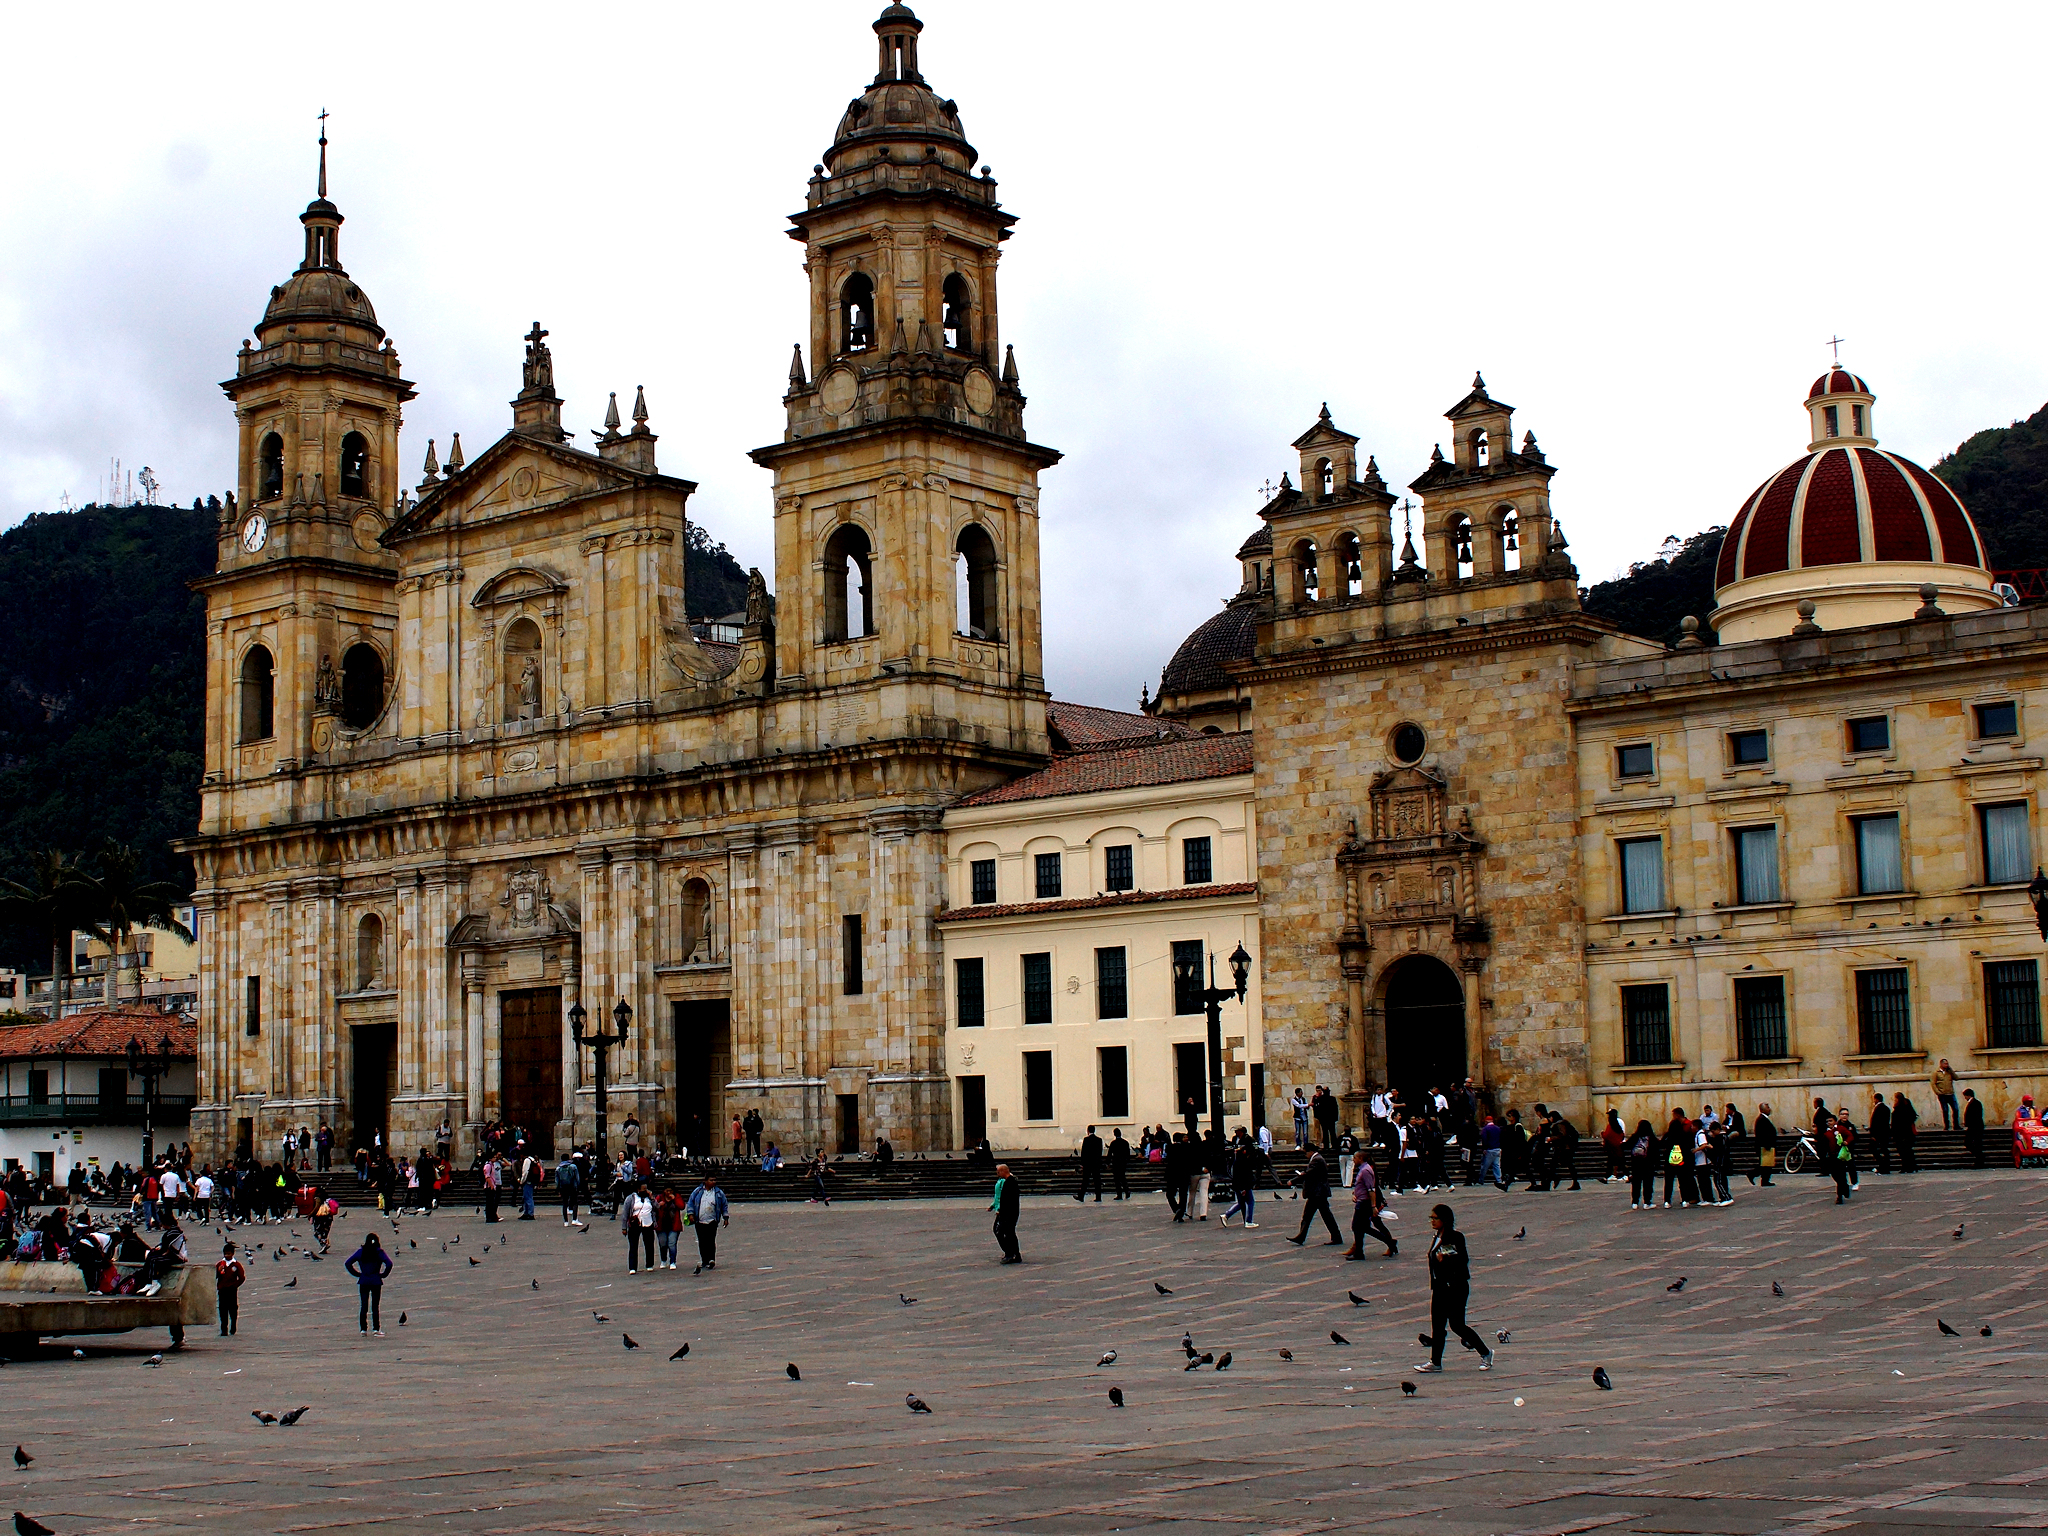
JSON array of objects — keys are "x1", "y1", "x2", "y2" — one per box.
[
  {"x1": 970, "y1": 859, "x2": 996, "y2": 905},
  {"x1": 1022, "y1": 952, "x2": 1053, "y2": 1025},
  {"x1": 1095, "y1": 947, "x2": 1128, "y2": 1020},
  {"x1": 954, "y1": 958, "x2": 984, "y2": 1028},
  {"x1": 1182, "y1": 837, "x2": 1213, "y2": 885},
  {"x1": 1034, "y1": 851, "x2": 1063, "y2": 899},
  {"x1": 1172, "y1": 939, "x2": 1204, "y2": 1015},
  {"x1": 1104, "y1": 844, "x2": 1134, "y2": 892},
  {"x1": 1620, "y1": 984, "x2": 1671, "y2": 1066},
  {"x1": 1856, "y1": 968, "x2": 1912, "y2": 1054},
  {"x1": 1986, "y1": 959, "x2": 2042, "y2": 1048},
  {"x1": 1734, "y1": 976, "x2": 1788, "y2": 1059}
]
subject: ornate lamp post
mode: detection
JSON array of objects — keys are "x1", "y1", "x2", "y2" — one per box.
[
  {"x1": 569, "y1": 998, "x2": 632, "y2": 1168},
  {"x1": 1170, "y1": 942, "x2": 1255, "y2": 1139},
  {"x1": 126, "y1": 1032, "x2": 175, "y2": 1168}
]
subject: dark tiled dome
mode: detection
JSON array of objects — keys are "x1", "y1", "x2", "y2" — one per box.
[
  {"x1": 261, "y1": 265, "x2": 381, "y2": 336},
  {"x1": 1160, "y1": 598, "x2": 1262, "y2": 695}
]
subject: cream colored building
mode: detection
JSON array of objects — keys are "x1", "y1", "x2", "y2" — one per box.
[{"x1": 938, "y1": 723, "x2": 1260, "y2": 1147}]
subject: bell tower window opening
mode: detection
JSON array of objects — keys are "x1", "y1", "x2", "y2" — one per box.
[
  {"x1": 1337, "y1": 532, "x2": 1363, "y2": 598},
  {"x1": 824, "y1": 524, "x2": 875, "y2": 642},
  {"x1": 1290, "y1": 538, "x2": 1318, "y2": 604},
  {"x1": 955, "y1": 523, "x2": 999, "y2": 640},
  {"x1": 339, "y1": 642, "x2": 384, "y2": 729},
  {"x1": 502, "y1": 615, "x2": 544, "y2": 721},
  {"x1": 239, "y1": 644, "x2": 275, "y2": 743},
  {"x1": 1852, "y1": 404, "x2": 1864, "y2": 435},
  {"x1": 355, "y1": 912, "x2": 383, "y2": 990},
  {"x1": 339, "y1": 432, "x2": 369, "y2": 498},
  {"x1": 841, "y1": 272, "x2": 876, "y2": 353},
  {"x1": 1316, "y1": 457, "x2": 1334, "y2": 499},
  {"x1": 258, "y1": 432, "x2": 284, "y2": 502},
  {"x1": 1500, "y1": 509, "x2": 1521, "y2": 572},
  {"x1": 1824, "y1": 405, "x2": 1839, "y2": 438},
  {"x1": 942, "y1": 273, "x2": 973, "y2": 353},
  {"x1": 1452, "y1": 515, "x2": 1475, "y2": 581},
  {"x1": 1473, "y1": 429, "x2": 1489, "y2": 468}
]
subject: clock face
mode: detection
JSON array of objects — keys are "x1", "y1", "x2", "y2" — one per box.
[{"x1": 241, "y1": 514, "x2": 268, "y2": 553}]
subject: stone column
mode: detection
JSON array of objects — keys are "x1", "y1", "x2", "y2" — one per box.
[
  {"x1": 1461, "y1": 957, "x2": 1486, "y2": 1090},
  {"x1": 559, "y1": 937, "x2": 582, "y2": 1151},
  {"x1": 582, "y1": 536, "x2": 611, "y2": 710},
  {"x1": 463, "y1": 960, "x2": 485, "y2": 1131}
]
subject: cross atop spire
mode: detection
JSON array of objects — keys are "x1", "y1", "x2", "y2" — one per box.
[
  {"x1": 1828, "y1": 334, "x2": 1846, "y2": 365},
  {"x1": 317, "y1": 108, "x2": 329, "y2": 199}
]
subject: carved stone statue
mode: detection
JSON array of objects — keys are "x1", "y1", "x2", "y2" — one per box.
[
  {"x1": 745, "y1": 567, "x2": 772, "y2": 626},
  {"x1": 521, "y1": 322, "x2": 555, "y2": 393},
  {"x1": 314, "y1": 653, "x2": 340, "y2": 708},
  {"x1": 517, "y1": 656, "x2": 541, "y2": 719}
]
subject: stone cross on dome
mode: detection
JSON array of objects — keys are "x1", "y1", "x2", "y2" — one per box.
[{"x1": 1828, "y1": 334, "x2": 1846, "y2": 364}]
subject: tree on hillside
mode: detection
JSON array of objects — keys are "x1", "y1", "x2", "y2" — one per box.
[
  {"x1": 1933, "y1": 400, "x2": 2048, "y2": 572},
  {"x1": 1580, "y1": 527, "x2": 1726, "y2": 648},
  {"x1": 80, "y1": 840, "x2": 193, "y2": 1004},
  {"x1": 0, "y1": 848, "x2": 93, "y2": 1010}
]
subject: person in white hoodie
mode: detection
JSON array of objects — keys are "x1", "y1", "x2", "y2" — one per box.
[{"x1": 619, "y1": 1183, "x2": 657, "y2": 1273}]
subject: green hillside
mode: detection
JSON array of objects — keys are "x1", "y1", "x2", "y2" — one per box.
[{"x1": 0, "y1": 501, "x2": 750, "y2": 968}]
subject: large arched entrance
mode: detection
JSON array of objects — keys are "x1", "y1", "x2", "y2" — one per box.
[{"x1": 1381, "y1": 955, "x2": 1467, "y2": 1108}]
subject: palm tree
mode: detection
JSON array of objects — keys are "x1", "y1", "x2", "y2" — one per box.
[
  {"x1": 0, "y1": 849, "x2": 92, "y2": 1013},
  {"x1": 81, "y1": 842, "x2": 193, "y2": 1005}
]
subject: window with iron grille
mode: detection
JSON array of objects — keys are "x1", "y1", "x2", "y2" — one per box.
[
  {"x1": 1620, "y1": 984, "x2": 1671, "y2": 1066},
  {"x1": 1095, "y1": 947, "x2": 1127, "y2": 1020},
  {"x1": 1022, "y1": 952, "x2": 1053, "y2": 1025},
  {"x1": 970, "y1": 859, "x2": 996, "y2": 905},
  {"x1": 1104, "y1": 844, "x2": 1134, "y2": 892},
  {"x1": 1734, "y1": 976, "x2": 1788, "y2": 1059},
  {"x1": 1855, "y1": 968, "x2": 1912, "y2": 1054},
  {"x1": 1182, "y1": 837, "x2": 1213, "y2": 885},
  {"x1": 955, "y1": 958, "x2": 984, "y2": 1028},
  {"x1": 1986, "y1": 959, "x2": 2042, "y2": 1048},
  {"x1": 1034, "y1": 851, "x2": 1063, "y2": 899},
  {"x1": 1172, "y1": 939, "x2": 1204, "y2": 1015}
]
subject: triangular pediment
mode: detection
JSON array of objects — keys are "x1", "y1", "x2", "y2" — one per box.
[{"x1": 386, "y1": 431, "x2": 692, "y2": 544}]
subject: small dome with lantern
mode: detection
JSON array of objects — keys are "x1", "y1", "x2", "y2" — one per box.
[
  {"x1": 1710, "y1": 367, "x2": 1998, "y2": 642},
  {"x1": 253, "y1": 129, "x2": 385, "y2": 347}
]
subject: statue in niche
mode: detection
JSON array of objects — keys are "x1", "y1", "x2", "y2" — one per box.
[
  {"x1": 517, "y1": 657, "x2": 541, "y2": 719},
  {"x1": 745, "y1": 567, "x2": 772, "y2": 626},
  {"x1": 314, "y1": 653, "x2": 340, "y2": 708}
]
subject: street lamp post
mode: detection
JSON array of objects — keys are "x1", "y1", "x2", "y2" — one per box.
[
  {"x1": 1171, "y1": 943, "x2": 1255, "y2": 1139},
  {"x1": 126, "y1": 1032, "x2": 175, "y2": 1168},
  {"x1": 569, "y1": 998, "x2": 633, "y2": 1168}
]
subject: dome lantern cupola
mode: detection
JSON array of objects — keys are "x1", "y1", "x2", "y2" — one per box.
[{"x1": 1710, "y1": 367, "x2": 1998, "y2": 642}]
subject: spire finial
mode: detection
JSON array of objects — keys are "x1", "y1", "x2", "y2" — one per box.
[
  {"x1": 1472, "y1": 370, "x2": 1486, "y2": 391},
  {"x1": 631, "y1": 385, "x2": 649, "y2": 429},
  {"x1": 604, "y1": 391, "x2": 621, "y2": 432},
  {"x1": 317, "y1": 108, "x2": 329, "y2": 199},
  {"x1": 789, "y1": 343, "x2": 808, "y2": 387}
]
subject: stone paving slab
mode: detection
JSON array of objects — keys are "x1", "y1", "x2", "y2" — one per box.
[{"x1": 2, "y1": 1172, "x2": 2046, "y2": 1533}]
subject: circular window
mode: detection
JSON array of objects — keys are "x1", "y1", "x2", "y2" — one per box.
[{"x1": 1390, "y1": 722, "x2": 1427, "y2": 764}]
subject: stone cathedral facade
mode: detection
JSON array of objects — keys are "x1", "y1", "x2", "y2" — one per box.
[{"x1": 185, "y1": 5, "x2": 1058, "y2": 1162}]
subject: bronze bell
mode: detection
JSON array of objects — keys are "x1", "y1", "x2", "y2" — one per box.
[
  {"x1": 1455, "y1": 523, "x2": 1474, "y2": 564},
  {"x1": 1503, "y1": 520, "x2": 1519, "y2": 552}
]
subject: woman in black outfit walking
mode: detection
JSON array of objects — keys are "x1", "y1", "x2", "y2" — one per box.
[{"x1": 1415, "y1": 1204, "x2": 1493, "y2": 1373}]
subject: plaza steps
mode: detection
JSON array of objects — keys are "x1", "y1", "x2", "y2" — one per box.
[{"x1": 268, "y1": 1126, "x2": 2007, "y2": 1210}]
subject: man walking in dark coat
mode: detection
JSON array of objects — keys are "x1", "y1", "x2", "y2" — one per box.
[
  {"x1": 1891, "y1": 1092, "x2": 1919, "y2": 1173},
  {"x1": 1869, "y1": 1092, "x2": 1893, "y2": 1174},
  {"x1": 1415, "y1": 1203, "x2": 1493, "y2": 1373},
  {"x1": 1963, "y1": 1089, "x2": 1986, "y2": 1168},
  {"x1": 989, "y1": 1163, "x2": 1021, "y2": 1264},
  {"x1": 1074, "y1": 1126, "x2": 1104, "y2": 1203},
  {"x1": 1287, "y1": 1148, "x2": 1343, "y2": 1246},
  {"x1": 1108, "y1": 1127, "x2": 1132, "y2": 1200}
]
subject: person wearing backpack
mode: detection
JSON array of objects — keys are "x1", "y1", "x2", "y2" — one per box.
[
  {"x1": 1660, "y1": 1110, "x2": 1695, "y2": 1208},
  {"x1": 556, "y1": 1151, "x2": 584, "y2": 1226},
  {"x1": 1626, "y1": 1120, "x2": 1658, "y2": 1209}
]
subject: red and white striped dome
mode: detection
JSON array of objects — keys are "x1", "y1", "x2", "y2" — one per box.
[
  {"x1": 1714, "y1": 443, "x2": 1986, "y2": 588},
  {"x1": 1807, "y1": 368, "x2": 1869, "y2": 400}
]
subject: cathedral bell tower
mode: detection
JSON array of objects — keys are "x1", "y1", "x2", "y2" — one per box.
[
  {"x1": 752, "y1": 4, "x2": 1058, "y2": 756},
  {"x1": 199, "y1": 123, "x2": 412, "y2": 797}
]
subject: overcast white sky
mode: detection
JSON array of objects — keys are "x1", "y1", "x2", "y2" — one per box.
[{"x1": 3, "y1": 3, "x2": 2043, "y2": 709}]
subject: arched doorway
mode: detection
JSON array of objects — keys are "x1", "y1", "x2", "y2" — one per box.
[{"x1": 1381, "y1": 955, "x2": 1467, "y2": 1108}]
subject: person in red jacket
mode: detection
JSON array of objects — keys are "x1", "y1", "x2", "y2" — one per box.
[{"x1": 215, "y1": 1240, "x2": 246, "y2": 1336}]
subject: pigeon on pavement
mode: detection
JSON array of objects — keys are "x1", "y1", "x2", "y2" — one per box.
[
  {"x1": 1771, "y1": 1282, "x2": 1784, "y2": 1298},
  {"x1": 786, "y1": 1363, "x2": 802, "y2": 1381},
  {"x1": 1277, "y1": 1349, "x2": 1293, "y2": 1362},
  {"x1": 906, "y1": 1394, "x2": 932, "y2": 1414},
  {"x1": 398, "y1": 1313, "x2": 408, "y2": 1326},
  {"x1": 670, "y1": 1344, "x2": 691, "y2": 1360},
  {"x1": 532, "y1": 1280, "x2": 540, "y2": 1291},
  {"x1": 1155, "y1": 1282, "x2": 1173, "y2": 1296},
  {"x1": 279, "y1": 1407, "x2": 310, "y2": 1426},
  {"x1": 144, "y1": 1354, "x2": 162, "y2": 1368},
  {"x1": 1513, "y1": 1228, "x2": 1526, "y2": 1241},
  {"x1": 593, "y1": 1311, "x2": 610, "y2": 1322},
  {"x1": 1938, "y1": 1319, "x2": 1961, "y2": 1336},
  {"x1": 1330, "y1": 1331, "x2": 1350, "y2": 1345},
  {"x1": 1954, "y1": 1224, "x2": 1966, "y2": 1240},
  {"x1": 10, "y1": 1448, "x2": 28, "y2": 1470},
  {"x1": 622, "y1": 1333, "x2": 640, "y2": 1350},
  {"x1": 1181, "y1": 1331, "x2": 1193, "y2": 1352},
  {"x1": 1666, "y1": 1278, "x2": 1687, "y2": 1292},
  {"x1": 1215, "y1": 1352, "x2": 1233, "y2": 1370},
  {"x1": 1495, "y1": 1330, "x2": 1511, "y2": 1345},
  {"x1": 1400, "y1": 1381, "x2": 1417, "y2": 1397},
  {"x1": 251, "y1": 1411, "x2": 277, "y2": 1424},
  {"x1": 284, "y1": 1277, "x2": 297, "y2": 1289},
  {"x1": 16, "y1": 1512, "x2": 57, "y2": 1536},
  {"x1": 1097, "y1": 1350, "x2": 1117, "y2": 1367},
  {"x1": 1593, "y1": 1367, "x2": 1613, "y2": 1390},
  {"x1": 1108, "y1": 1388, "x2": 1124, "y2": 1407},
  {"x1": 1348, "y1": 1292, "x2": 1368, "y2": 1306},
  {"x1": 1982, "y1": 1326, "x2": 1994, "y2": 1337},
  {"x1": 467, "y1": 1256, "x2": 480, "y2": 1267},
  {"x1": 899, "y1": 1294, "x2": 916, "y2": 1306}
]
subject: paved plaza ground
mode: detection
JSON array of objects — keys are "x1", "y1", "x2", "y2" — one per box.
[{"x1": 5, "y1": 1168, "x2": 2048, "y2": 1534}]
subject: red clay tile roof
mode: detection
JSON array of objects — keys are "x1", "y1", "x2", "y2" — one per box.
[
  {"x1": 939, "y1": 881, "x2": 1257, "y2": 922},
  {"x1": 0, "y1": 1005, "x2": 196, "y2": 1062},
  {"x1": 956, "y1": 733, "x2": 1253, "y2": 807},
  {"x1": 1046, "y1": 700, "x2": 1196, "y2": 752}
]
